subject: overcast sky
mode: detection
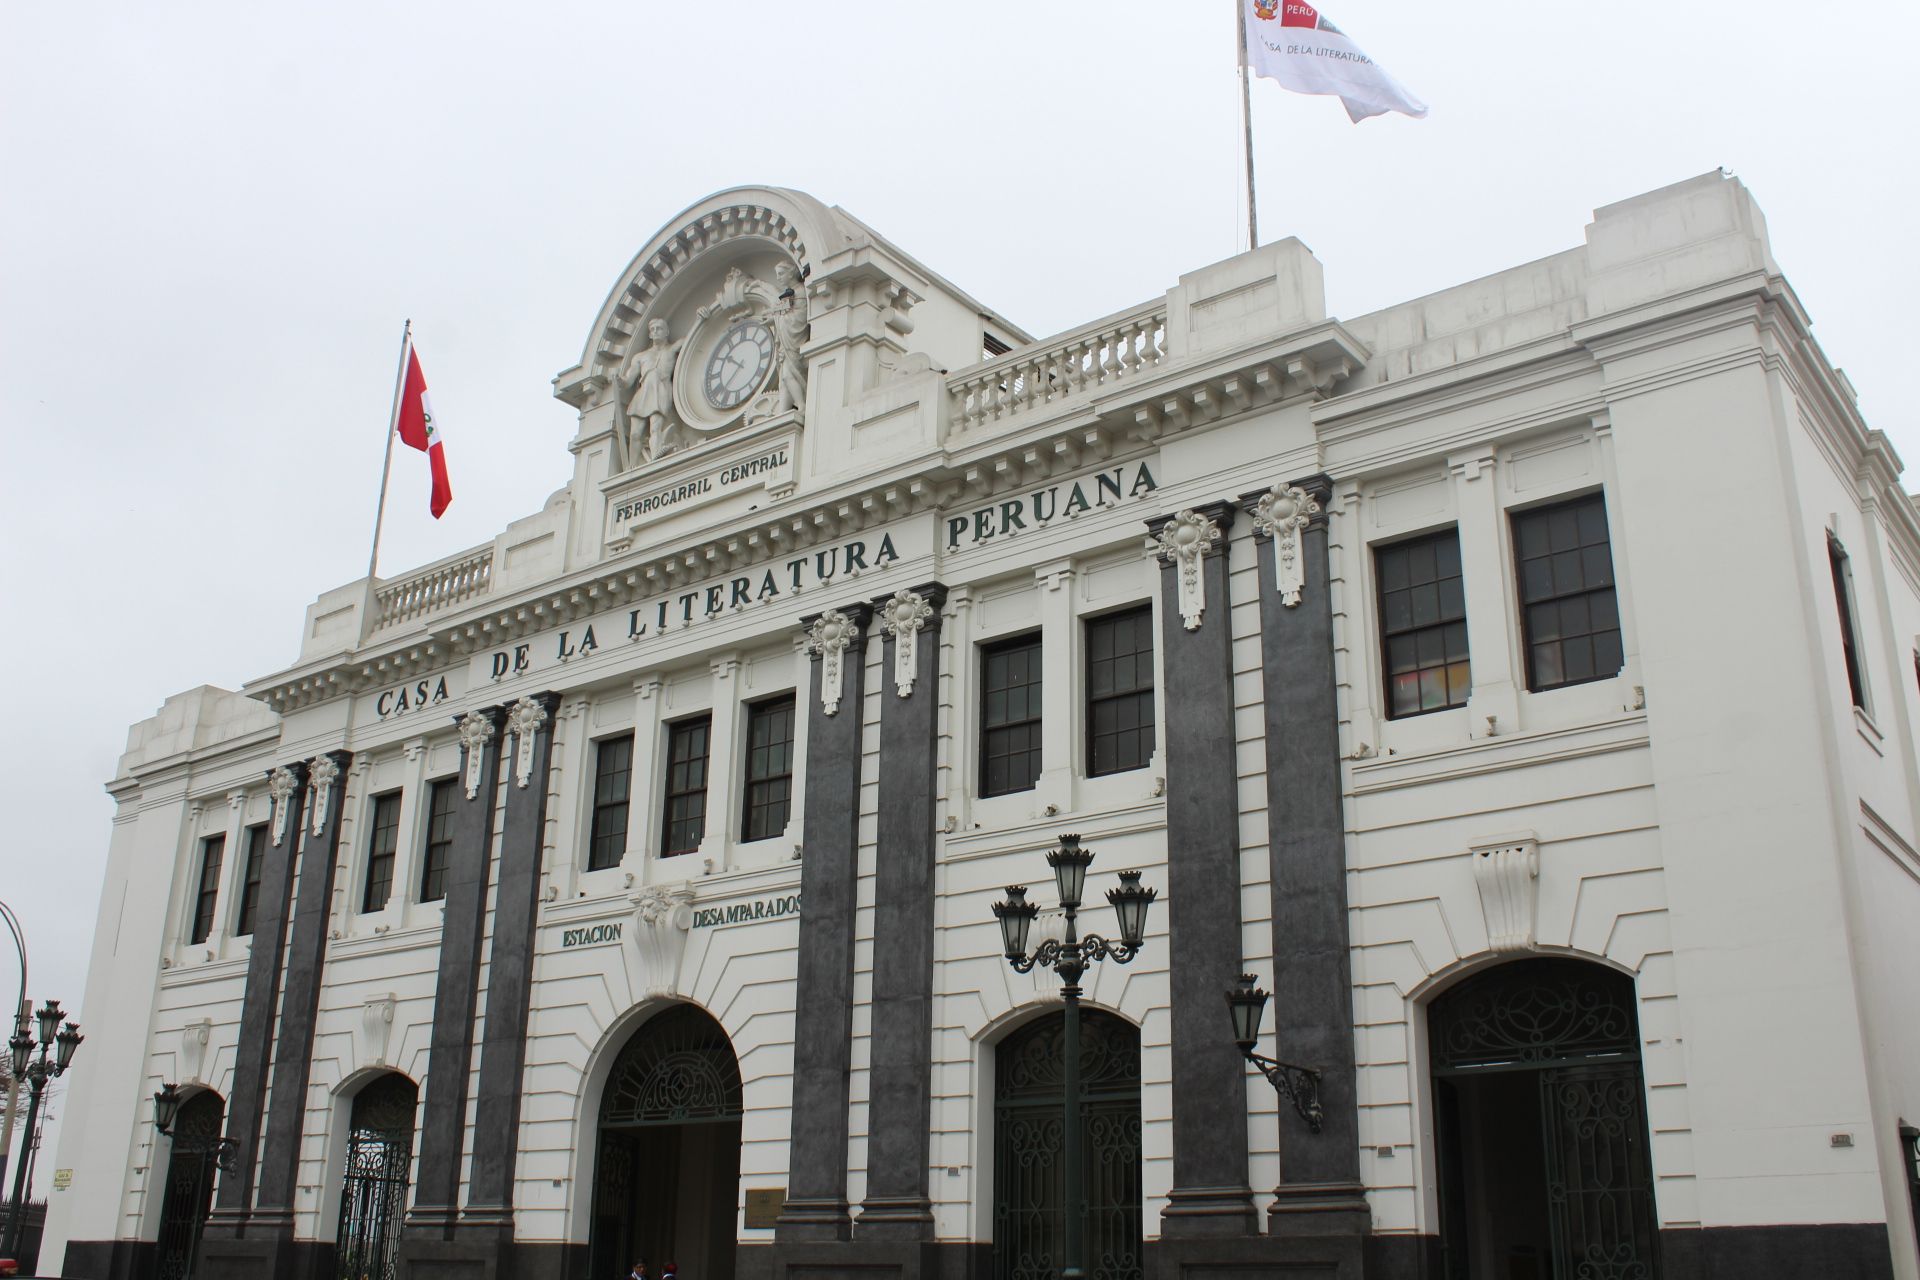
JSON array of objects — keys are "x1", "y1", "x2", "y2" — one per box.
[{"x1": 2, "y1": 1, "x2": 1916, "y2": 1195}]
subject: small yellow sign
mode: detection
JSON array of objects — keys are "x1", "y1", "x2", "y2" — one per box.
[
  {"x1": 52, "y1": 1168, "x2": 72, "y2": 1190},
  {"x1": 742, "y1": 1188, "x2": 784, "y2": 1230}
]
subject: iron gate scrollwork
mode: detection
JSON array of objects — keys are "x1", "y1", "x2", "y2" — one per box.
[
  {"x1": 155, "y1": 1090, "x2": 225, "y2": 1280},
  {"x1": 334, "y1": 1073, "x2": 418, "y2": 1280},
  {"x1": 600, "y1": 1004, "x2": 744, "y2": 1127},
  {"x1": 993, "y1": 1009, "x2": 1142, "y2": 1280}
]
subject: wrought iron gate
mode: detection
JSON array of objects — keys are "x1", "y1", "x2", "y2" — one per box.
[
  {"x1": 992, "y1": 1009, "x2": 1142, "y2": 1280},
  {"x1": 334, "y1": 1074, "x2": 417, "y2": 1280},
  {"x1": 155, "y1": 1091, "x2": 225, "y2": 1280},
  {"x1": 1430, "y1": 959, "x2": 1660, "y2": 1280}
]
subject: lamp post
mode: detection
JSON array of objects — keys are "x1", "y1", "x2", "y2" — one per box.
[
  {"x1": 1223, "y1": 973, "x2": 1325, "y2": 1133},
  {"x1": 151, "y1": 1083, "x2": 241, "y2": 1173},
  {"x1": 991, "y1": 834, "x2": 1157, "y2": 1280},
  {"x1": 3, "y1": 999, "x2": 80, "y2": 1260},
  {"x1": 0, "y1": 900, "x2": 27, "y2": 1201}
]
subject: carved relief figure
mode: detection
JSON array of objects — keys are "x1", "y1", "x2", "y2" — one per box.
[{"x1": 619, "y1": 318, "x2": 687, "y2": 464}]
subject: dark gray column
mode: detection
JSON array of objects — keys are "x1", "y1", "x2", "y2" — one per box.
[
  {"x1": 856, "y1": 585, "x2": 946, "y2": 1240},
  {"x1": 253, "y1": 748, "x2": 353, "y2": 1230},
  {"x1": 776, "y1": 602, "x2": 873, "y2": 1243},
  {"x1": 203, "y1": 760, "x2": 307, "y2": 1231},
  {"x1": 460, "y1": 691, "x2": 560, "y2": 1233},
  {"x1": 402, "y1": 708, "x2": 503, "y2": 1244},
  {"x1": 1242, "y1": 476, "x2": 1367, "y2": 1235},
  {"x1": 1147, "y1": 503, "x2": 1259, "y2": 1237}
]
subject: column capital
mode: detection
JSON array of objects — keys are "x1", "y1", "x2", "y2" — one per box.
[
  {"x1": 872, "y1": 583, "x2": 946, "y2": 703},
  {"x1": 800, "y1": 602, "x2": 873, "y2": 718},
  {"x1": 1147, "y1": 504, "x2": 1235, "y2": 633},
  {"x1": 1238, "y1": 472, "x2": 1334, "y2": 527}
]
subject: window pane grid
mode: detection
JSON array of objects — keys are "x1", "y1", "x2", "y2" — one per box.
[
  {"x1": 1087, "y1": 607, "x2": 1156, "y2": 776},
  {"x1": 981, "y1": 635, "x2": 1043, "y2": 797},
  {"x1": 661, "y1": 717, "x2": 711, "y2": 856},
  {"x1": 361, "y1": 792, "x2": 401, "y2": 913},
  {"x1": 235, "y1": 824, "x2": 268, "y2": 937},
  {"x1": 742, "y1": 696, "x2": 796, "y2": 842},
  {"x1": 419, "y1": 780, "x2": 457, "y2": 903},
  {"x1": 1513, "y1": 494, "x2": 1624, "y2": 692},
  {"x1": 190, "y1": 835, "x2": 225, "y2": 945},
  {"x1": 1830, "y1": 538, "x2": 1868, "y2": 710},
  {"x1": 1378, "y1": 528, "x2": 1471, "y2": 717},
  {"x1": 588, "y1": 735, "x2": 635, "y2": 871}
]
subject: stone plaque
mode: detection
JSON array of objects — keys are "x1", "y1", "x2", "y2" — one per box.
[{"x1": 743, "y1": 1187, "x2": 785, "y2": 1229}]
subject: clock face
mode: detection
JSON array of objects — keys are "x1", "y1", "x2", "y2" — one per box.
[{"x1": 704, "y1": 321, "x2": 775, "y2": 410}]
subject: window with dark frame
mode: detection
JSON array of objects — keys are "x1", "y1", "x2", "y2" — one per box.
[
  {"x1": 1829, "y1": 534, "x2": 1869, "y2": 711},
  {"x1": 234, "y1": 824, "x2": 268, "y2": 937},
  {"x1": 1086, "y1": 607, "x2": 1155, "y2": 776},
  {"x1": 1513, "y1": 492, "x2": 1624, "y2": 692},
  {"x1": 189, "y1": 834, "x2": 225, "y2": 945},
  {"x1": 361, "y1": 791, "x2": 402, "y2": 913},
  {"x1": 587, "y1": 735, "x2": 635, "y2": 871},
  {"x1": 742, "y1": 695, "x2": 797, "y2": 842},
  {"x1": 418, "y1": 780, "x2": 458, "y2": 903},
  {"x1": 1902, "y1": 1123, "x2": 1920, "y2": 1245},
  {"x1": 661, "y1": 716, "x2": 712, "y2": 857},
  {"x1": 1377, "y1": 528, "x2": 1471, "y2": 717},
  {"x1": 981, "y1": 633, "x2": 1043, "y2": 797}
]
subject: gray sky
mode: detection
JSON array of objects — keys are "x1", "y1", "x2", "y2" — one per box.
[{"x1": 2, "y1": 1, "x2": 1915, "y2": 1195}]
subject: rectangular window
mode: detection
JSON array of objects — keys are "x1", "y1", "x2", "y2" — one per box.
[
  {"x1": 189, "y1": 835, "x2": 225, "y2": 945},
  {"x1": 1513, "y1": 492, "x2": 1624, "y2": 692},
  {"x1": 587, "y1": 735, "x2": 635, "y2": 871},
  {"x1": 661, "y1": 716, "x2": 712, "y2": 857},
  {"x1": 418, "y1": 780, "x2": 457, "y2": 903},
  {"x1": 1086, "y1": 607, "x2": 1156, "y2": 775},
  {"x1": 981, "y1": 633, "x2": 1043, "y2": 797},
  {"x1": 741, "y1": 695, "x2": 797, "y2": 842},
  {"x1": 234, "y1": 824, "x2": 268, "y2": 937},
  {"x1": 361, "y1": 791, "x2": 402, "y2": 913},
  {"x1": 1829, "y1": 534, "x2": 1869, "y2": 711},
  {"x1": 1378, "y1": 528, "x2": 1471, "y2": 717}
]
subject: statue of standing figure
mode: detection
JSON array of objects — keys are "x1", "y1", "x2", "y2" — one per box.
[
  {"x1": 618, "y1": 317, "x2": 686, "y2": 465},
  {"x1": 767, "y1": 263, "x2": 810, "y2": 419}
]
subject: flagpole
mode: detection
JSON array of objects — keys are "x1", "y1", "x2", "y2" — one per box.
[
  {"x1": 1236, "y1": 0, "x2": 1259, "y2": 249},
  {"x1": 367, "y1": 319, "x2": 412, "y2": 584}
]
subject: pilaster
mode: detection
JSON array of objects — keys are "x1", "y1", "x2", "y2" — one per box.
[
  {"x1": 1144, "y1": 501, "x2": 1258, "y2": 1236},
  {"x1": 626, "y1": 674, "x2": 666, "y2": 866},
  {"x1": 1033, "y1": 559, "x2": 1078, "y2": 816},
  {"x1": 701, "y1": 652, "x2": 744, "y2": 867},
  {"x1": 1450, "y1": 445, "x2": 1520, "y2": 735},
  {"x1": 776, "y1": 602, "x2": 873, "y2": 1243}
]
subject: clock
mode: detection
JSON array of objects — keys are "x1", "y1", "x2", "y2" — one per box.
[{"x1": 703, "y1": 320, "x2": 775, "y2": 410}]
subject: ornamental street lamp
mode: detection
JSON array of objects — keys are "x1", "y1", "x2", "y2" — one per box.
[
  {"x1": 152, "y1": 1083, "x2": 241, "y2": 1173},
  {"x1": 1224, "y1": 974, "x2": 1324, "y2": 1133},
  {"x1": 3, "y1": 999, "x2": 81, "y2": 1260},
  {"x1": 992, "y1": 834, "x2": 1157, "y2": 1280}
]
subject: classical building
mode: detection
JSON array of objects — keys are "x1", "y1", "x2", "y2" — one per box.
[{"x1": 41, "y1": 174, "x2": 1920, "y2": 1280}]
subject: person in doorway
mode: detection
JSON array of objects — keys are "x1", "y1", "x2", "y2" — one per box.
[
  {"x1": 627, "y1": 1260, "x2": 648, "y2": 1280},
  {"x1": 660, "y1": 1262, "x2": 679, "y2": 1280}
]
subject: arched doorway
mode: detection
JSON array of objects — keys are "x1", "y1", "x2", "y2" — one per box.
[
  {"x1": 992, "y1": 1008, "x2": 1142, "y2": 1280},
  {"x1": 154, "y1": 1088, "x2": 224, "y2": 1280},
  {"x1": 588, "y1": 1004, "x2": 743, "y2": 1280},
  {"x1": 1430, "y1": 958, "x2": 1660, "y2": 1280},
  {"x1": 332, "y1": 1072, "x2": 418, "y2": 1280}
]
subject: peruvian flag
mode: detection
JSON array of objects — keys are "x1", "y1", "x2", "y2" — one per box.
[
  {"x1": 395, "y1": 345, "x2": 451, "y2": 518},
  {"x1": 1244, "y1": 0, "x2": 1428, "y2": 123}
]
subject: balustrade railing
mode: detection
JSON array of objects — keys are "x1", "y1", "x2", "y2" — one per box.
[
  {"x1": 949, "y1": 304, "x2": 1167, "y2": 434},
  {"x1": 373, "y1": 545, "x2": 494, "y2": 631}
]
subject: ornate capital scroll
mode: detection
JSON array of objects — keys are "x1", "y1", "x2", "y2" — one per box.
[
  {"x1": 1150, "y1": 509, "x2": 1224, "y2": 631},
  {"x1": 1249, "y1": 483, "x2": 1322, "y2": 608},
  {"x1": 268, "y1": 766, "x2": 300, "y2": 847},
  {"x1": 506, "y1": 696, "x2": 549, "y2": 789},
  {"x1": 306, "y1": 753, "x2": 341, "y2": 837},
  {"x1": 456, "y1": 710, "x2": 498, "y2": 800},
  {"x1": 804, "y1": 608, "x2": 860, "y2": 716},
  {"x1": 361, "y1": 994, "x2": 396, "y2": 1066},
  {"x1": 878, "y1": 589, "x2": 935, "y2": 699}
]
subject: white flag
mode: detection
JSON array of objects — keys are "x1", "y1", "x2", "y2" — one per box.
[{"x1": 1242, "y1": 0, "x2": 1428, "y2": 123}]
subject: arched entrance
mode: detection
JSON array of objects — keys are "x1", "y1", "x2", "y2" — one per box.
[
  {"x1": 332, "y1": 1072, "x2": 418, "y2": 1280},
  {"x1": 588, "y1": 1004, "x2": 743, "y2": 1280},
  {"x1": 992, "y1": 1008, "x2": 1142, "y2": 1280},
  {"x1": 1430, "y1": 958, "x2": 1661, "y2": 1280},
  {"x1": 154, "y1": 1088, "x2": 224, "y2": 1280}
]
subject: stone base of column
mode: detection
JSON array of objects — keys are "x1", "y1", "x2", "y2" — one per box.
[
  {"x1": 774, "y1": 1195, "x2": 853, "y2": 1243},
  {"x1": 399, "y1": 1202, "x2": 462, "y2": 1241},
  {"x1": 192, "y1": 1227, "x2": 330, "y2": 1280},
  {"x1": 854, "y1": 1195, "x2": 936, "y2": 1241},
  {"x1": 738, "y1": 1239, "x2": 985, "y2": 1280},
  {"x1": 54, "y1": 1238, "x2": 152, "y2": 1280},
  {"x1": 396, "y1": 1227, "x2": 580, "y2": 1280},
  {"x1": 1157, "y1": 1183, "x2": 1260, "y2": 1237},
  {"x1": 1269, "y1": 1179, "x2": 1373, "y2": 1238},
  {"x1": 1148, "y1": 1231, "x2": 1365, "y2": 1280}
]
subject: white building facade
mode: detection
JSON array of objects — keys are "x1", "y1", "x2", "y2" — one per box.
[{"x1": 41, "y1": 175, "x2": 1920, "y2": 1280}]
